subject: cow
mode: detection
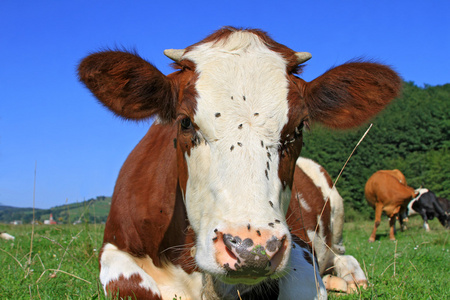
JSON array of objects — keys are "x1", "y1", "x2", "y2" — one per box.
[
  {"x1": 0, "y1": 232, "x2": 15, "y2": 241},
  {"x1": 78, "y1": 27, "x2": 401, "y2": 299},
  {"x1": 365, "y1": 170, "x2": 418, "y2": 242},
  {"x1": 406, "y1": 189, "x2": 450, "y2": 231},
  {"x1": 293, "y1": 157, "x2": 367, "y2": 293}
]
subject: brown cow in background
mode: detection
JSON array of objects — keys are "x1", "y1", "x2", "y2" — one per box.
[
  {"x1": 365, "y1": 170, "x2": 418, "y2": 242},
  {"x1": 383, "y1": 169, "x2": 407, "y2": 185}
]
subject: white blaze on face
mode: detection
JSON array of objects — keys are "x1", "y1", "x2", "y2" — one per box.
[{"x1": 182, "y1": 31, "x2": 291, "y2": 273}]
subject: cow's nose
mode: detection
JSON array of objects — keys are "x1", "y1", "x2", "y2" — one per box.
[{"x1": 214, "y1": 229, "x2": 288, "y2": 278}]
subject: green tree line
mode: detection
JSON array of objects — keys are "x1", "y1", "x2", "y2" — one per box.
[{"x1": 301, "y1": 81, "x2": 450, "y2": 219}]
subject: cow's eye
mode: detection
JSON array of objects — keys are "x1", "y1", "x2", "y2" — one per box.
[
  {"x1": 180, "y1": 117, "x2": 193, "y2": 130},
  {"x1": 294, "y1": 121, "x2": 304, "y2": 137}
]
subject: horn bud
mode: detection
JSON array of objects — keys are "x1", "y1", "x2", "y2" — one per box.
[
  {"x1": 295, "y1": 52, "x2": 312, "y2": 64},
  {"x1": 164, "y1": 49, "x2": 185, "y2": 61}
]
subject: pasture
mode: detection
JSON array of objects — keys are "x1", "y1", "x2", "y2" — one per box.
[{"x1": 0, "y1": 217, "x2": 448, "y2": 299}]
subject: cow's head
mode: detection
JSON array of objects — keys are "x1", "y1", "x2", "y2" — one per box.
[{"x1": 79, "y1": 27, "x2": 401, "y2": 284}]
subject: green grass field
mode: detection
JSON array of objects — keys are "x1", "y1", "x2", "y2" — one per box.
[{"x1": 0, "y1": 217, "x2": 448, "y2": 299}]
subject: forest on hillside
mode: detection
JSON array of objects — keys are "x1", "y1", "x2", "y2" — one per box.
[
  {"x1": 0, "y1": 196, "x2": 111, "y2": 224},
  {"x1": 301, "y1": 81, "x2": 450, "y2": 219}
]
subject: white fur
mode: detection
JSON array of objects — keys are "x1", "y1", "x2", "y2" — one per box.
[
  {"x1": 407, "y1": 188, "x2": 429, "y2": 217},
  {"x1": 307, "y1": 218, "x2": 328, "y2": 270},
  {"x1": 0, "y1": 232, "x2": 15, "y2": 241},
  {"x1": 333, "y1": 255, "x2": 367, "y2": 284},
  {"x1": 100, "y1": 243, "x2": 202, "y2": 299},
  {"x1": 297, "y1": 192, "x2": 312, "y2": 212},
  {"x1": 182, "y1": 31, "x2": 292, "y2": 277}
]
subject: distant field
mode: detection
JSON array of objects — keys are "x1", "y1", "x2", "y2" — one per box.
[{"x1": 0, "y1": 217, "x2": 448, "y2": 299}]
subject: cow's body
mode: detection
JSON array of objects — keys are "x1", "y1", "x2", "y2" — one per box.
[
  {"x1": 0, "y1": 232, "x2": 15, "y2": 241},
  {"x1": 438, "y1": 197, "x2": 450, "y2": 213},
  {"x1": 383, "y1": 169, "x2": 407, "y2": 185},
  {"x1": 79, "y1": 27, "x2": 400, "y2": 299},
  {"x1": 365, "y1": 170, "x2": 418, "y2": 242},
  {"x1": 406, "y1": 189, "x2": 449, "y2": 231},
  {"x1": 293, "y1": 158, "x2": 366, "y2": 292}
]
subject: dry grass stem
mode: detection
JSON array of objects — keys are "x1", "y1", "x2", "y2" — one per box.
[
  {"x1": 305, "y1": 123, "x2": 373, "y2": 296},
  {"x1": 393, "y1": 240, "x2": 397, "y2": 277},
  {"x1": 27, "y1": 161, "x2": 37, "y2": 279},
  {"x1": 46, "y1": 269, "x2": 92, "y2": 284},
  {"x1": 0, "y1": 248, "x2": 24, "y2": 270}
]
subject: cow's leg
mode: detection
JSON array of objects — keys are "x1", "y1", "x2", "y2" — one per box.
[
  {"x1": 100, "y1": 244, "x2": 202, "y2": 299},
  {"x1": 369, "y1": 203, "x2": 383, "y2": 242},
  {"x1": 278, "y1": 244, "x2": 327, "y2": 300},
  {"x1": 419, "y1": 210, "x2": 430, "y2": 231},
  {"x1": 398, "y1": 212, "x2": 407, "y2": 231},
  {"x1": 389, "y1": 215, "x2": 397, "y2": 240},
  {"x1": 99, "y1": 243, "x2": 162, "y2": 299},
  {"x1": 332, "y1": 254, "x2": 368, "y2": 293}
]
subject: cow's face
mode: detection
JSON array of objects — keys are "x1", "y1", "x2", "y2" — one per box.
[
  {"x1": 79, "y1": 27, "x2": 401, "y2": 284},
  {"x1": 173, "y1": 31, "x2": 307, "y2": 282}
]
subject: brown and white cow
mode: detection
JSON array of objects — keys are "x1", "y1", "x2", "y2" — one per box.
[
  {"x1": 78, "y1": 27, "x2": 401, "y2": 299},
  {"x1": 293, "y1": 157, "x2": 367, "y2": 293},
  {"x1": 365, "y1": 170, "x2": 418, "y2": 242}
]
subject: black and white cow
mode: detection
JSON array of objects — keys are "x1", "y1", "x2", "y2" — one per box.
[{"x1": 406, "y1": 189, "x2": 450, "y2": 231}]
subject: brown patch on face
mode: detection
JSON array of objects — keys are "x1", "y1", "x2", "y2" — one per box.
[
  {"x1": 169, "y1": 62, "x2": 200, "y2": 192},
  {"x1": 106, "y1": 273, "x2": 162, "y2": 300},
  {"x1": 277, "y1": 92, "x2": 308, "y2": 191}
]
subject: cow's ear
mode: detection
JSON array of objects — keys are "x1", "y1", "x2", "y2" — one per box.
[
  {"x1": 303, "y1": 62, "x2": 402, "y2": 129},
  {"x1": 78, "y1": 51, "x2": 176, "y2": 122}
]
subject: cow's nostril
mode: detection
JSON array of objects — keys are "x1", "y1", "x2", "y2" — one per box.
[
  {"x1": 223, "y1": 234, "x2": 242, "y2": 250},
  {"x1": 225, "y1": 246, "x2": 238, "y2": 261}
]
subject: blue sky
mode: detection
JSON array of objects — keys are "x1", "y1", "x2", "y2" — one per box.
[{"x1": 1, "y1": 1, "x2": 449, "y2": 209}]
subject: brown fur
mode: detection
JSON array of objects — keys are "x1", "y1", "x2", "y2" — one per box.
[
  {"x1": 302, "y1": 62, "x2": 402, "y2": 129},
  {"x1": 106, "y1": 273, "x2": 162, "y2": 300},
  {"x1": 78, "y1": 51, "x2": 176, "y2": 122},
  {"x1": 288, "y1": 166, "x2": 332, "y2": 275},
  {"x1": 382, "y1": 169, "x2": 407, "y2": 185},
  {"x1": 365, "y1": 170, "x2": 418, "y2": 241}
]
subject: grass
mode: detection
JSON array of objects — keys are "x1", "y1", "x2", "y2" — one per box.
[
  {"x1": 329, "y1": 216, "x2": 450, "y2": 299},
  {"x1": 0, "y1": 217, "x2": 448, "y2": 299},
  {"x1": 0, "y1": 223, "x2": 104, "y2": 299}
]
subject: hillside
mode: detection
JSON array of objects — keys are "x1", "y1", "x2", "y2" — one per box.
[
  {"x1": 0, "y1": 196, "x2": 111, "y2": 224},
  {"x1": 301, "y1": 81, "x2": 450, "y2": 218}
]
